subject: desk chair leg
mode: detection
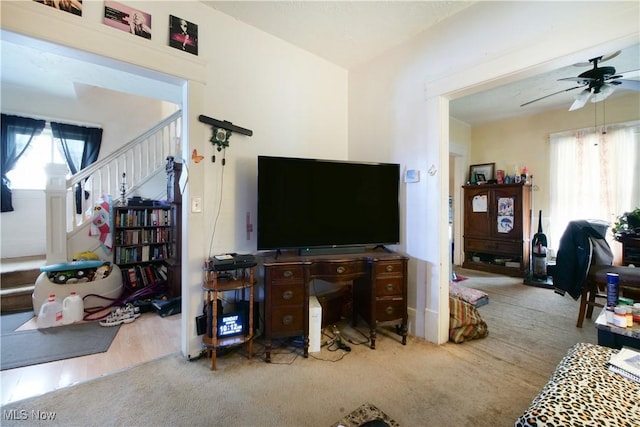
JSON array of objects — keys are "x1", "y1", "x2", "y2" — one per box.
[
  {"x1": 577, "y1": 288, "x2": 589, "y2": 328},
  {"x1": 585, "y1": 288, "x2": 597, "y2": 320}
]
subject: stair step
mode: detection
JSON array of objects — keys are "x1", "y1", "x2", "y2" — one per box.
[
  {"x1": 0, "y1": 285, "x2": 34, "y2": 313},
  {"x1": 1, "y1": 268, "x2": 42, "y2": 289},
  {"x1": 1, "y1": 256, "x2": 45, "y2": 289},
  {"x1": 1, "y1": 256, "x2": 44, "y2": 313}
]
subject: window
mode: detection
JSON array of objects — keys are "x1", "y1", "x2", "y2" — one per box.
[
  {"x1": 5, "y1": 125, "x2": 78, "y2": 190},
  {"x1": 549, "y1": 121, "x2": 640, "y2": 250}
]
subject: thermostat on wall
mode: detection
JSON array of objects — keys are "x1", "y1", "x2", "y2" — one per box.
[{"x1": 404, "y1": 169, "x2": 420, "y2": 183}]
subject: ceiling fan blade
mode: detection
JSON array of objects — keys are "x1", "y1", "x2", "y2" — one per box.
[
  {"x1": 569, "y1": 88, "x2": 592, "y2": 111},
  {"x1": 573, "y1": 50, "x2": 621, "y2": 67},
  {"x1": 520, "y1": 85, "x2": 584, "y2": 107},
  {"x1": 612, "y1": 79, "x2": 640, "y2": 91},
  {"x1": 559, "y1": 76, "x2": 595, "y2": 85},
  {"x1": 615, "y1": 68, "x2": 640, "y2": 78}
]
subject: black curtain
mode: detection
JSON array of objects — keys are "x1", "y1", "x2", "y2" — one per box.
[
  {"x1": 1, "y1": 114, "x2": 46, "y2": 212},
  {"x1": 51, "y1": 122, "x2": 103, "y2": 214}
]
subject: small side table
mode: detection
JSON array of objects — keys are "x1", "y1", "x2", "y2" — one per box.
[
  {"x1": 202, "y1": 263, "x2": 256, "y2": 370},
  {"x1": 594, "y1": 308, "x2": 640, "y2": 350}
]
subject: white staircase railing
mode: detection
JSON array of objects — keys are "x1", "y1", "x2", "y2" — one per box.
[
  {"x1": 66, "y1": 110, "x2": 182, "y2": 236},
  {"x1": 43, "y1": 110, "x2": 182, "y2": 264}
]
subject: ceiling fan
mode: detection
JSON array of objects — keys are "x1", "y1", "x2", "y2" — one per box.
[{"x1": 521, "y1": 51, "x2": 640, "y2": 111}]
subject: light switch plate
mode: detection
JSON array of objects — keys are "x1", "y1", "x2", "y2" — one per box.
[
  {"x1": 191, "y1": 197, "x2": 202, "y2": 213},
  {"x1": 404, "y1": 169, "x2": 420, "y2": 183}
]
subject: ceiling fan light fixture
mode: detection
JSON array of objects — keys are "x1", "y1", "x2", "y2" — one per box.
[{"x1": 591, "y1": 84, "x2": 616, "y2": 103}]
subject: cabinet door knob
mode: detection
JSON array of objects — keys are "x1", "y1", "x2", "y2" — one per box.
[
  {"x1": 282, "y1": 315, "x2": 293, "y2": 326},
  {"x1": 336, "y1": 266, "x2": 346, "y2": 274},
  {"x1": 283, "y1": 270, "x2": 293, "y2": 278},
  {"x1": 386, "y1": 265, "x2": 394, "y2": 272},
  {"x1": 282, "y1": 290, "x2": 293, "y2": 300},
  {"x1": 385, "y1": 306, "x2": 395, "y2": 315},
  {"x1": 385, "y1": 283, "x2": 394, "y2": 292}
]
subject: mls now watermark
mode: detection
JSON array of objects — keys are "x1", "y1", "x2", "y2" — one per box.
[{"x1": 3, "y1": 409, "x2": 57, "y2": 421}]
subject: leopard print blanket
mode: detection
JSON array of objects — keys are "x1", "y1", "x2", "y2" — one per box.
[{"x1": 515, "y1": 343, "x2": 640, "y2": 427}]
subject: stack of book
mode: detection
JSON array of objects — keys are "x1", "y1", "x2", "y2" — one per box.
[{"x1": 608, "y1": 347, "x2": 640, "y2": 384}]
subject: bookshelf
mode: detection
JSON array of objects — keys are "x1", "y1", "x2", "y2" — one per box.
[{"x1": 113, "y1": 205, "x2": 171, "y2": 291}]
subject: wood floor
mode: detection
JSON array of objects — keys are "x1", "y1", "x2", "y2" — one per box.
[{"x1": 0, "y1": 310, "x2": 181, "y2": 405}]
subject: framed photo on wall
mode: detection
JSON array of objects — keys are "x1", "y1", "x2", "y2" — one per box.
[
  {"x1": 104, "y1": 1, "x2": 151, "y2": 39},
  {"x1": 169, "y1": 15, "x2": 198, "y2": 55},
  {"x1": 469, "y1": 163, "x2": 495, "y2": 183},
  {"x1": 33, "y1": 0, "x2": 82, "y2": 16}
]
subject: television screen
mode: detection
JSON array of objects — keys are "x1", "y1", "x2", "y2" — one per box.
[{"x1": 257, "y1": 156, "x2": 400, "y2": 251}]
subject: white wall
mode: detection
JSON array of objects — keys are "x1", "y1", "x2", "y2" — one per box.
[
  {"x1": 1, "y1": 0, "x2": 347, "y2": 358},
  {"x1": 349, "y1": 1, "x2": 639, "y2": 343},
  {"x1": 3, "y1": 1, "x2": 638, "y2": 354}
]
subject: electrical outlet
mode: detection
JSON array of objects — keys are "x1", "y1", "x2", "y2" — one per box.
[{"x1": 191, "y1": 197, "x2": 202, "y2": 213}]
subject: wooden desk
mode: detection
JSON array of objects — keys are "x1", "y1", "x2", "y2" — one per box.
[{"x1": 261, "y1": 249, "x2": 408, "y2": 362}]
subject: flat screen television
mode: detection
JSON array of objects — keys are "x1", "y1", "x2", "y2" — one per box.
[{"x1": 257, "y1": 155, "x2": 400, "y2": 252}]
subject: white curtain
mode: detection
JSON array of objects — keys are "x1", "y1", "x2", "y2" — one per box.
[{"x1": 549, "y1": 121, "x2": 640, "y2": 254}]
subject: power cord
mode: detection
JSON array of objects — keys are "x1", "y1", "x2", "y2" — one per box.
[{"x1": 324, "y1": 325, "x2": 351, "y2": 352}]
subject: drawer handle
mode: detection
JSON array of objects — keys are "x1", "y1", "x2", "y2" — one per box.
[
  {"x1": 336, "y1": 266, "x2": 346, "y2": 274},
  {"x1": 385, "y1": 306, "x2": 395, "y2": 315},
  {"x1": 282, "y1": 315, "x2": 293, "y2": 326},
  {"x1": 282, "y1": 290, "x2": 294, "y2": 300},
  {"x1": 385, "y1": 283, "x2": 394, "y2": 292},
  {"x1": 283, "y1": 270, "x2": 293, "y2": 278},
  {"x1": 385, "y1": 265, "x2": 394, "y2": 272}
]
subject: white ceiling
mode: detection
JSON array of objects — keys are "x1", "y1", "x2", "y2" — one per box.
[
  {"x1": 1, "y1": 2, "x2": 638, "y2": 126},
  {"x1": 203, "y1": 1, "x2": 475, "y2": 69},
  {"x1": 203, "y1": 1, "x2": 640, "y2": 125}
]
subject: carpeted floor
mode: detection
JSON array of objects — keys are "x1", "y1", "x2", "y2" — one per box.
[{"x1": 0, "y1": 268, "x2": 599, "y2": 426}]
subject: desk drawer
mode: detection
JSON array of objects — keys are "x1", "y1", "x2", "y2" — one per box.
[
  {"x1": 269, "y1": 306, "x2": 304, "y2": 334},
  {"x1": 375, "y1": 277, "x2": 403, "y2": 297},
  {"x1": 375, "y1": 298, "x2": 405, "y2": 322},
  {"x1": 465, "y1": 238, "x2": 520, "y2": 255},
  {"x1": 310, "y1": 260, "x2": 366, "y2": 280},
  {"x1": 374, "y1": 260, "x2": 404, "y2": 276},
  {"x1": 266, "y1": 265, "x2": 305, "y2": 283},
  {"x1": 269, "y1": 283, "x2": 304, "y2": 306}
]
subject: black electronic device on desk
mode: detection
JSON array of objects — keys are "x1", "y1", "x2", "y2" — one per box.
[{"x1": 208, "y1": 254, "x2": 257, "y2": 271}]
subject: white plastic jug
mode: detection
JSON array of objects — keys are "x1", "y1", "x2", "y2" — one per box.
[
  {"x1": 37, "y1": 294, "x2": 63, "y2": 328},
  {"x1": 62, "y1": 291, "x2": 84, "y2": 324}
]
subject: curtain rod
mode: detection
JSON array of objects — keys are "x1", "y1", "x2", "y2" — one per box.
[
  {"x1": 548, "y1": 119, "x2": 639, "y2": 139},
  {"x1": 1, "y1": 110, "x2": 102, "y2": 129}
]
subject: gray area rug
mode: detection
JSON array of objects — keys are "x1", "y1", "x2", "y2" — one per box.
[
  {"x1": 1, "y1": 315, "x2": 120, "y2": 370},
  {"x1": 333, "y1": 402, "x2": 400, "y2": 427},
  {"x1": 1, "y1": 311, "x2": 34, "y2": 333}
]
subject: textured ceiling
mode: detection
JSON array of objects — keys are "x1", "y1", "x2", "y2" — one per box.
[
  {"x1": 204, "y1": 1, "x2": 474, "y2": 69},
  {"x1": 1, "y1": 2, "x2": 638, "y2": 126}
]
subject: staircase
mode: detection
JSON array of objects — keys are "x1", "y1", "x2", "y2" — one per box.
[
  {"x1": 0, "y1": 111, "x2": 182, "y2": 313},
  {"x1": 0, "y1": 255, "x2": 45, "y2": 313}
]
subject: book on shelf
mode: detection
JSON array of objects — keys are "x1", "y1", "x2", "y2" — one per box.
[{"x1": 607, "y1": 347, "x2": 640, "y2": 384}]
